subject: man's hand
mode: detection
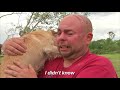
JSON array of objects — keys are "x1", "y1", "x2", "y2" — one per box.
[
  {"x1": 4, "y1": 60, "x2": 37, "y2": 78},
  {"x1": 2, "y1": 37, "x2": 27, "y2": 56}
]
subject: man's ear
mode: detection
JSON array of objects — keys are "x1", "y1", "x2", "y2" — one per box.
[{"x1": 86, "y1": 32, "x2": 93, "y2": 44}]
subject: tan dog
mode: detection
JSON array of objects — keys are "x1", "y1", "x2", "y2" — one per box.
[{"x1": 0, "y1": 30, "x2": 60, "y2": 78}]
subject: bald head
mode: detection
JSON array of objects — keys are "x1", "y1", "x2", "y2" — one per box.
[{"x1": 59, "y1": 14, "x2": 93, "y2": 33}]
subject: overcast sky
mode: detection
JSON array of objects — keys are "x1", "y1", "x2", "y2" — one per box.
[
  {"x1": 0, "y1": 12, "x2": 120, "y2": 44},
  {"x1": 89, "y1": 12, "x2": 120, "y2": 41}
]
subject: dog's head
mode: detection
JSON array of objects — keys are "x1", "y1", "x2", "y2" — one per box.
[{"x1": 22, "y1": 30, "x2": 60, "y2": 72}]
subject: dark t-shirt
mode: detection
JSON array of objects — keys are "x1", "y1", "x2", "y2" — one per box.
[{"x1": 38, "y1": 51, "x2": 118, "y2": 78}]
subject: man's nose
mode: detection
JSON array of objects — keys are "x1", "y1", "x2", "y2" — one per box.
[{"x1": 57, "y1": 32, "x2": 66, "y2": 41}]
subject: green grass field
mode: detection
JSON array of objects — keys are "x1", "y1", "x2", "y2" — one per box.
[
  {"x1": 0, "y1": 53, "x2": 120, "y2": 78},
  {"x1": 99, "y1": 53, "x2": 120, "y2": 78}
]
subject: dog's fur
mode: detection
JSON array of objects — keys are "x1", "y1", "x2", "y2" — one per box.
[{"x1": 0, "y1": 30, "x2": 60, "y2": 78}]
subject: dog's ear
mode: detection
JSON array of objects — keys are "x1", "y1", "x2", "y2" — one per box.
[{"x1": 50, "y1": 30, "x2": 57, "y2": 37}]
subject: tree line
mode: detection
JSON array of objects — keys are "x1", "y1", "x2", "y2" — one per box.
[
  {"x1": 89, "y1": 38, "x2": 120, "y2": 54},
  {"x1": 89, "y1": 31, "x2": 120, "y2": 54}
]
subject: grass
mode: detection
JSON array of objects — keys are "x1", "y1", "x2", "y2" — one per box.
[
  {"x1": 99, "y1": 53, "x2": 120, "y2": 78},
  {"x1": 0, "y1": 53, "x2": 120, "y2": 78}
]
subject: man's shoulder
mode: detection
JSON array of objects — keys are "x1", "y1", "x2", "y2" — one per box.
[{"x1": 88, "y1": 53, "x2": 113, "y2": 66}]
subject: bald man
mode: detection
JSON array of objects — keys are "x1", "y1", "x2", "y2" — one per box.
[{"x1": 2, "y1": 14, "x2": 118, "y2": 78}]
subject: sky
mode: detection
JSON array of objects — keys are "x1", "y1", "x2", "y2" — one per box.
[
  {"x1": 0, "y1": 12, "x2": 120, "y2": 44},
  {"x1": 88, "y1": 12, "x2": 120, "y2": 41}
]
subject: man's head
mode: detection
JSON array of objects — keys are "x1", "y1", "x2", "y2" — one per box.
[{"x1": 56, "y1": 14, "x2": 93, "y2": 60}]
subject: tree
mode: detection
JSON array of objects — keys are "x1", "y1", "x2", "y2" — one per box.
[
  {"x1": 1, "y1": 12, "x2": 91, "y2": 38},
  {"x1": 0, "y1": 12, "x2": 22, "y2": 19},
  {"x1": 108, "y1": 31, "x2": 115, "y2": 40},
  {"x1": 19, "y1": 12, "x2": 91, "y2": 36}
]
